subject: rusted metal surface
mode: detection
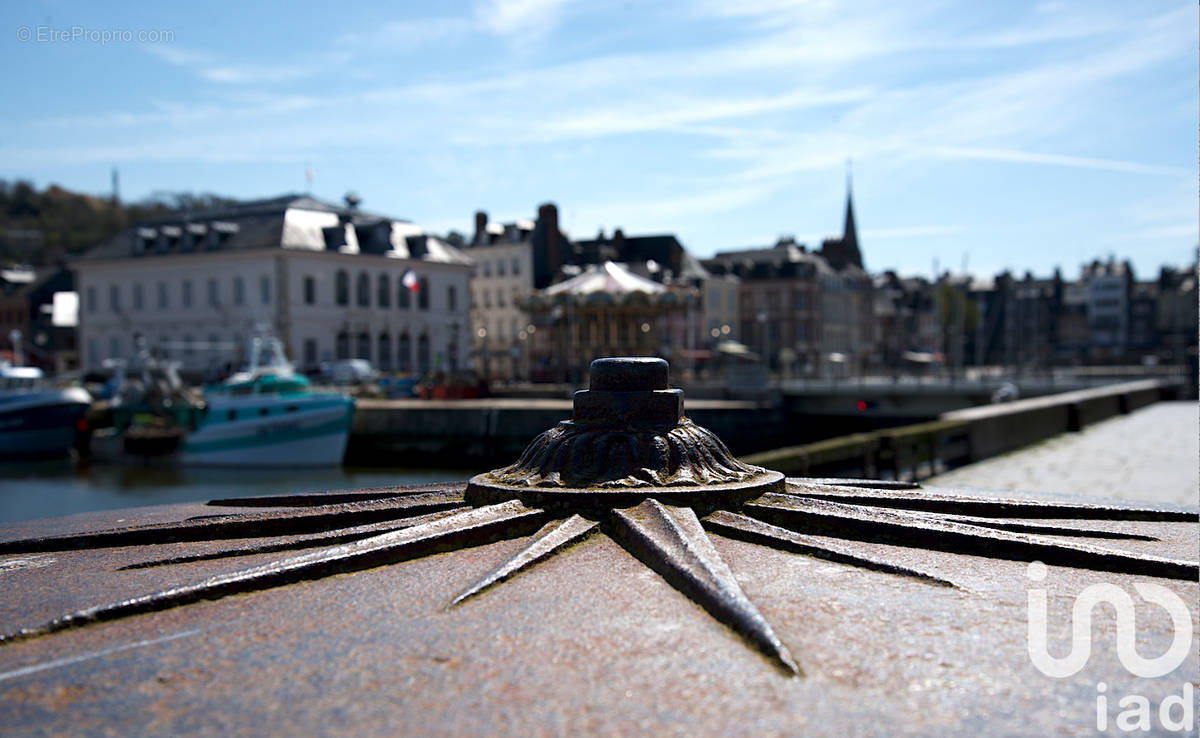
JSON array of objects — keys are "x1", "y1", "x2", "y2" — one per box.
[
  {"x1": 610, "y1": 499, "x2": 799, "y2": 674},
  {"x1": 0, "y1": 357, "x2": 1196, "y2": 735}
]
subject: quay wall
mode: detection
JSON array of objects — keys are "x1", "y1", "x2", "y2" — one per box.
[
  {"x1": 347, "y1": 398, "x2": 783, "y2": 466},
  {"x1": 742, "y1": 379, "x2": 1176, "y2": 481}
]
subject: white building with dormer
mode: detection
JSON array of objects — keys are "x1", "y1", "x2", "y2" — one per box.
[{"x1": 74, "y1": 194, "x2": 472, "y2": 377}]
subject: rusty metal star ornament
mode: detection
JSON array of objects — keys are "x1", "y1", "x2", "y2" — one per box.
[{"x1": 0, "y1": 358, "x2": 1195, "y2": 677}]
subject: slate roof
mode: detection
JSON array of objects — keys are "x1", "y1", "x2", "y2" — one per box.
[{"x1": 77, "y1": 194, "x2": 468, "y2": 266}]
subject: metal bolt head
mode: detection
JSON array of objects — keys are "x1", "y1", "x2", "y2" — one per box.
[{"x1": 588, "y1": 357, "x2": 669, "y2": 392}]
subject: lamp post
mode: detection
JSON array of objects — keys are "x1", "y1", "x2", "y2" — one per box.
[{"x1": 757, "y1": 310, "x2": 769, "y2": 383}]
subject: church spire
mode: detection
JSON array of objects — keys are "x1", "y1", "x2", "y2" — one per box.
[
  {"x1": 841, "y1": 160, "x2": 862, "y2": 269},
  {"x1": 817, "y1": 162, "x2": 865, "y2": 271}
]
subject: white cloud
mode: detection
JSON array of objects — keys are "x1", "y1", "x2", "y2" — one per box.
[
  {"x1": 144, "y1": 44, "x2": 336, "y2": 85},
  {"x1": 334, "y1": 16, "x2": 475, "y2": 48},
  {"x1": 539, "y1": 87, "x2": 875, "y2": 140},
  {"x1": 475, "y1": 0, "x2": 571, "y2": 37},
  {"x1": 922, "y1": 146, "x2": 1190, "y2": 177}
]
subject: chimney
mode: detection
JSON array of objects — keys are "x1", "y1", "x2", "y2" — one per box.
[
  {"x1": 612, "y1": 228, "x2": 626, "y2": 260},
  {"x1": 538, "y1": 202, "x2": 561, "y2": 272},
  {"x1": 474, "y1": 211, "x2": 488, "y2": 246}
]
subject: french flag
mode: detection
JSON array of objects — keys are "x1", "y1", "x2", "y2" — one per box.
[{"x1": 402, "y1": 269, "x2": 419, "y2": 293}]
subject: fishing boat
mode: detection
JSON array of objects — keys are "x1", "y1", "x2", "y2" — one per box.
[
  {"x1": 0, "y1": 362, "x2": 92, "y2": 459},
  {"x1": 179, "y1": 333, "x2": 355, "y2": 467}
]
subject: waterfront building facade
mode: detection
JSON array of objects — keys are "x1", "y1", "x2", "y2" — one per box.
[
  {"x1": 463, "y1": 205, "x2": 570, "y2": 380},
  {"x1": 702, "y1": 272, "x2": 740, "y2": 345},
  {"x1": 1082, "y1": 258, "x2": 1132, "y2": 359},
  {"x1": 704, "y1": 205, "x2": 869, "y2": 378},
  {"x1": 75, "y1": 195, "x2": 472, "y2": 376}
]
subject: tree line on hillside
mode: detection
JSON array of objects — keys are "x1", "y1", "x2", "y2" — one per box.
[{"x1": 0, "y1": 180, "x2": 240, "y2": 265}]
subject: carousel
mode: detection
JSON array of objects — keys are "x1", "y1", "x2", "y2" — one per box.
[{"x1": 519, "y1": 261, "x2": 699, "y2": 383}]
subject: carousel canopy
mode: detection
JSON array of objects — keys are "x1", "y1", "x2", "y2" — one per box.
[{"x1": 545, "y1": 261, "x2": 666, "y2": 296}]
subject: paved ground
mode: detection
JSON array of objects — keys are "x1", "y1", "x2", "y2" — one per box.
[{"x1": 927, "y1": 401, "x2": 1199, "y2": 506}]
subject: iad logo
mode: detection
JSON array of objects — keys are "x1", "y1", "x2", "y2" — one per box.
[
  {"x1": 1025, "y1": 561, "x2": 1193, "y2": 678},
  {"x1": 1025, "y1": 561, "x2": 1196, "y2": 733}
]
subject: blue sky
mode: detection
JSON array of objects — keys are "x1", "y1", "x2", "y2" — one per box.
[{"x1": 2, "y1": 0, "x2": 1196, "y2": 279}]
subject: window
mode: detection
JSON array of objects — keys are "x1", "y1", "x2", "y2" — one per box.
[
  {"x1": 86, "y1": 286, "x2": 96, "y2": 313},
  {"x1": 304, "y1": 276, "x2": 315, "y2": 305},
  {"x1": 417, "y1": 333, "x2": 430, "y2": 372},
  {"x1": 497, "y1": 259, "x2": 506, "y2": 277},
  {"x1": 398, "y1": 281, "x2": 411, "y2": 309},
  {"x1": 260, "y1": 275, "x2": 271, "y2": 305},
  {"x1": 357, "y1": 272, "x2": 370, "y2": 307},
  {"x1": 378, "y1": 274, "x2": 390, "y2": 307},
  {"x1": 378, "y1": 333, "x2": 392, "y2": 370},
  {"x1": 336, "y1": 270, "x2": 349, "y2": 306},
  {"x1": 398, "y1": 333, "x2": 411, "y2": 372},
  {"x1": 233, "y1": 276, "x2": 245, "y2": 306},
  {"x1": 447, "y1": 285, "x2": 457, "y2": 311},
  {"x1": 182, "y1": 280, "x2": 193, "y2": 308},
  {"x1": 109, "y1": 335, "x2": 120, "y2": 359},
  {"x1": 183, "y1": 335, "x2": 194, "y2": 355},
  {"x1": 87, "y1": 338, "x2": 98, "y2": 366},
  {"x1": 157, "y1": 282, "x2": 168, "y2": 309},
  {"x1": 303, "y1": 339, "x2": 318, "y2": 367},
  {"x1": 356, "y1": 331, "x2": 370, "y2": 360},
  {"x1": 497, "y1": 288, "x2": 505, "y2": 307},
  {"x1": 335, "y1": 332, "x2": 350, "y2": 360},
  {"x1": 109, "y1": 285, "x2": 120, "y2": 312},
  {"x1": 133, "y1": 283, "x2": 144, "y2": 311},
  {"x1": 483, "y1": 262, "x2": 491, "y2": 278},
  {"x1": 208, "y1": 278, "x2": 219, "y2": 307},
  {"x1": 512, "y1": 258, "x2": 520, "y2": 275},
  {"x1": 417, "y1": 278, "x2": 430, "y2": 310}
]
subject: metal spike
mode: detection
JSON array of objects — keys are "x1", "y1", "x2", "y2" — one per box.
[
  {"x1": 0, "y1": 501, "x2": 545, "y2": 644},
  {"x1": 608, "y1": 499, "x2": 801, "y2": 675},
  {"x1": 746, "y1": 493, "x2": 1198, "y2": 580},
  {"x1": 781, "y1": 481, "x2": 1197, "y2": 521},
  {"x1": 120, "y1": 509, "x2": 469, "y2": 570},
  {"x1": 0, "y1": 491, "x2": 465, "y2": 554},
  {"x1": 449, "y1": 515, "x2": 599, "y2": 608},
  {"x1": 932, "y1": 514, "x2": 1156, "y2": 541},
  {"x1": 801, "y1": 477, "x2": 921, "y2": 490},
  {"x1": 207, "y1": 482, "x2": 467, "y2": 508},
  {"x1": 702, "y1": 510, "x2": 961, "y2": 588}
]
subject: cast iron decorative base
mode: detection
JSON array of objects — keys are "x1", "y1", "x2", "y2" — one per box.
[{"x1": 467, "y1": 358, "x2": 783, "y2": 507}]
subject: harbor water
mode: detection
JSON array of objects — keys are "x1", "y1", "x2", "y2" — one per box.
[{"x1": 0, "y1": 461, "x2": 479, "y2": 524}]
